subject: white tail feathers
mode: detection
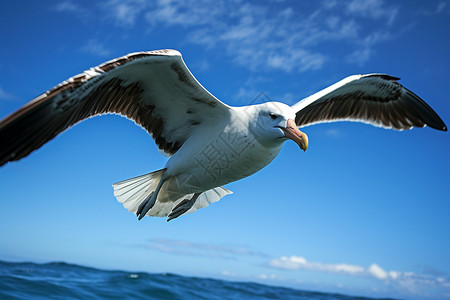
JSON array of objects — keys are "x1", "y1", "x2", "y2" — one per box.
[
  {"x1": 113, "y1": 169, "x2": 164, "y2": 215},
  {"x1": 189, "y1": 187, "x2": 232, "y2": 214},
  {"x1": 112, "y1": 169, "x2": 232, "y2": 219}
]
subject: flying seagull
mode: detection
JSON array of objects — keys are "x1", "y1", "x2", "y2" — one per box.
[{"x1": 0, "y1": 49, "x2": 446, "y2": 221}]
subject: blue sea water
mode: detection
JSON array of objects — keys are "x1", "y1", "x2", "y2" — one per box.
[{"x1": 0, "y1": 260, "x2": 398, "y2": 300}]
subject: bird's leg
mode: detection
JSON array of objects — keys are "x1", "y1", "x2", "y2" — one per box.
[
  {"x1": 167, "y1": 193, "x2": 201, "y2": 222},
  {"x1": 136, "y1": 177, "x2": 167, "y2": 220}
]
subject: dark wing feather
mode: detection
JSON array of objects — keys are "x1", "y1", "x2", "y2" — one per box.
[
  {"x1": 293, "y1": 74, "x2": 447, "y2": 131},
  {"x1": 0, "y1": 49, "x2": 230, "y2": 166}
]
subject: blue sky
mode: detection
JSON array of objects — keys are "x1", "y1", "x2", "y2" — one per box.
[{"x1": 0, "y1": 0, "x2": 449, "y2": 299}]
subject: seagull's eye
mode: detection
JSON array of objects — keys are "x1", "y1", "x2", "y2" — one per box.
[{"x1": 269, "y1": 113, "x2": 277, "y2": 120}]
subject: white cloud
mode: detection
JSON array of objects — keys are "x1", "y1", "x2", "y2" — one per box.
[
  {"x1": 54, "y1": 0, "x2": 400, "y2": 72},
  {"x1": 53, "y1": 0, "x2": 147, "y2": 26},
  {"x1": 347, "y1": 48, "x2": 371, "y2": 66},
  {"x1": 389, "y1": 270, "x2": 400, "y2": 280},
  {"x1": 368, "y1": 263, "x2": 388, "y2": 279},
  {"x1": 81, "y1": 40, "x2": 111, "y2": 57},
  {"x1": 346, "y1": 0, "x2": 398, "y2": 25},
  {"x1": 53, "y1": 0, "x2": 400, "y2": 72},
  {"x1": 258, "y1": 273, "x2": 277, "y2": 280},
  {"x1": 52, "y1": 1, "x2": 82, "y2": 13},
  {"x1": 268, "y1": 255, "x2": 450, "y2": 295},
  {"x1": 145, "y1": 0, "x2": 228, "y2": 27},
  {"x1": 51, "y1": 0, "x2": 91, "y2": 20},
  {"x1": 105, "y1": 0, "x2": 147, "y2": 26},
  {"x1": 101, "y1": 0, "x2": 397, "y2": 72},
  {"x1": 269, "y1": 255, "x2": 305, "y2": 271},
  {"x1": 347, "y1": 31, "x2": 391, "y2": 65},
  {"x1": 269, "y1": 255, "x2": 365, "y2": 276}
]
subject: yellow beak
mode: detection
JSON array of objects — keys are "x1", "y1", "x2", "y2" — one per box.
[{"x1": 281, "y1": 119, "x2": 309, "y2": 151}]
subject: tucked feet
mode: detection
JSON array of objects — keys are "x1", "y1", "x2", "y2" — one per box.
[
  {"x1": 167, "y1": 193, "x2": 201, "y2": 222},
  {"x1": 136, "y1": 175, "x2": 167, "y2": 221},
  {"x1": 136, "y1": 192, "x2": 156, "y2": 220}
]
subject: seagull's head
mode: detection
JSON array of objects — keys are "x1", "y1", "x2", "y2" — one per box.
[{"x1": 248, "y1": 102, "x2": 308, "y2": 151}]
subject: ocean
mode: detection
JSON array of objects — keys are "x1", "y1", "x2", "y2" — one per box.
[{"x1": 0, "y1": 260, "x2": 397, "y2": 300}]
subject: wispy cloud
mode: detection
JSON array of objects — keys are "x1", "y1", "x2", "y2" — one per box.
[
  {"x1": 435, "y1": 2, "x2": 448, "y2": 14},
  {"x1": 52, "y1": 0, "x2": 82, "y2": 13},
  {"x1": 268, "y1": 255, "x2": 450, "y2": 295},
  {"x1": 81, "y1": 40, "x2": 111, "y2": 57},
  {"x1": 51, "y1": 0, "x2": 92, "y2": 20},
  {"x1": 269, "y1": 255, "x2": 365, "y2": 275},
  {"x1": 346, "y1": 0, "x2": 398, "y2": 25},
  {"x1": 346, "y1": 31, "x2": 391, "y2": 65},
  {"x1": 54, "y1": 0, "x2": 400, "y2": 72},
  {"x1": 143, "y1": 1, "x2": 330, "y2": 73},
  {"x1": 420, "y1": 1, "x2": 450, "y2": 16},
  {"x1": 104, "y1": 0, "x2": 146, "y2": 26},
  {"x1": 0, "y1": 86, "x2": 16, "y2": 101},
  {"x1": 139, "y1": 238, "x2": 268, "y2": 260}
]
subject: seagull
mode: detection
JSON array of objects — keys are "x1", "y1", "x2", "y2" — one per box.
[{"x1": 0, "y1": 49, "x2": 446, "y2": 221}]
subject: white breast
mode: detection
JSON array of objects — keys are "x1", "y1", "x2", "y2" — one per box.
[{"x1": 161, "y1": 112, "x2": 282, "y2": 199}]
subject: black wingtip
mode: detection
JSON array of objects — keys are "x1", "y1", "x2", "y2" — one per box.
[
  {"x1": 431, "y1": 124, "x2": 448, "y2": 131},
  {"x1": 402, "y1": 89, "x2": 447, "y2": 132},
  {"x1": 427, "y1": 115, "x2": 448, "y2": 132},
  {"x1": 426, "y1": 117, "x2": 447, "y2": 132}
]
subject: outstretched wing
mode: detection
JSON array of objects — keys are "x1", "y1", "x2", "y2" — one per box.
[
  {"x1": 0, "y1": 49, "x2": 230, "y2": 166},
  {"x1": 292, "y1": 74, "x2": 446, "y2": 131}
]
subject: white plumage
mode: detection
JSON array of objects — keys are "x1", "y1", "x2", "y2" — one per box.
[{"x1": 0, "y1": 50, "x2": 446, "y2": 221}]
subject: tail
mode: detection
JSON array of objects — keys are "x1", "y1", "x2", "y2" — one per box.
[
  {"x1": 112, "y1": 169, "x2": 165, "y2": 215},
  {"x1": 112, "y1": 170, "x2": 232, "y2": 219},
  {"x1": 186, "y1": 187, "x2": 232, "y2": 215}
]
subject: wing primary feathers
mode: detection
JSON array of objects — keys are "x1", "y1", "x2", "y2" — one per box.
[
  {"x1": 294, "y1": 74, "x2": 447, "y2": 131},
  {"x1": 403, "y1": 88, "x2": 446, "y2": 131},
  {"x1": 0, "y1": 50, "x2": 233, "y2": 166}
]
